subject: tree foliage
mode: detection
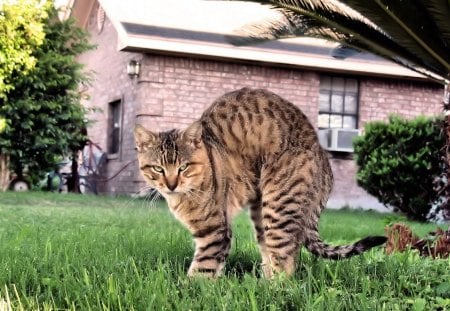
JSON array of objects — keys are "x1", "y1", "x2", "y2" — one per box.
[
  {"x1": 0, "y1": 3, "x2": 93, "y2": 183},
  {"x1": 0, "y1": 0, "x2": 47, "y2": 99},
  {"x1": 353, "y1": 115, "x2": 445, "y2": 221}
]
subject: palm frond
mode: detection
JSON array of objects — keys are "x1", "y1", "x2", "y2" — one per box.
[
  {"x1": 226, "y1": 0, "x2": 450, "y2": 83},
  {"x1": 226, "y1": 13, "x2": 307, "y2": 46},
  {"x1": 339, "y1": 0, "x2": 450, "y2": 77},
  {"x1": 421, "y1": 0, "x2": 450, "y2": 46},
  {"x1": 228, "y1": 1, "x2": 435, "y2": 72},
  {"x1": 297, "y1": 25, "x2": 446, "y2": 82}
]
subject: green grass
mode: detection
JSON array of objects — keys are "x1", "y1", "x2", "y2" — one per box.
[{"x1": 0, "y1": 192, "x2": 449, "y2": 310}]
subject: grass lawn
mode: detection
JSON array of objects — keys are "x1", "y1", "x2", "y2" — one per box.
[{"x1": 0, "y1": 192, "x2": 449, "y2": 310}]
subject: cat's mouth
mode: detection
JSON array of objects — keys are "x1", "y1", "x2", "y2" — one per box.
[{"x1": 164, "y1": 190, "x2": 183, "y2": 195}]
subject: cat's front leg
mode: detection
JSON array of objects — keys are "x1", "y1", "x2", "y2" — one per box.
[{"x1": 187, "y1": 225, "x2": 232, "y2": 278}]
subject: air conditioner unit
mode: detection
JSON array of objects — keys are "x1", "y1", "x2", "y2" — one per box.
[{"x1": 318, "y1": 128, "x2": 360, "y2": 152}]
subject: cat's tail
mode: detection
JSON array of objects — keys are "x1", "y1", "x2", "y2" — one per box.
[{"x1": 304, "y1": 233, "x2": 387, "y2": 259}]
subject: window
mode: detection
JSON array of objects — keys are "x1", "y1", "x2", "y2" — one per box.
[
  {"x1": 318, "y1": 76, "x2": 359, "y2": 129},
  {"x1": 108, "y1": 100, "x2": 122, "y2": 155}
]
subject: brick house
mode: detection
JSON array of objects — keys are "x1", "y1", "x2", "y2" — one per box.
[{"x1": 70, "y1": 0, "x2": 443, "y2": 210}]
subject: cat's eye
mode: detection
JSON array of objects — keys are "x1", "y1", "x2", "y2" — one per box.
[
  {"x1": 152, "y1": 165, "x2": 164, "y2": 173},
  {"x1": 178, "y1": 163, "x2": 189, "y2": 172}
]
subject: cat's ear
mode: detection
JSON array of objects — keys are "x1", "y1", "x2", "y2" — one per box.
[
  {"x1": 181, "y1": 121, "x2": 202, "y2": 148},
  {"x1": 134, "y1": 124, "x2": 157, "y2": 152}
]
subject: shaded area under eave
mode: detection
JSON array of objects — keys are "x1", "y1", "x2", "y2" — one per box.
[{"x1": 117, "y1": 22, "x2": 432, "y2": 81}]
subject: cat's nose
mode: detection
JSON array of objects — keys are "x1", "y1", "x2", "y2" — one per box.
[
  {"x1": 167, "y1": 182, "x2": 177, "y2": 191},
  {"x1": 166, "y1": 176, "x2": 178, "y2": 192}
]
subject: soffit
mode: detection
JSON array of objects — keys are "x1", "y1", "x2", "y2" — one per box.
[{"x1": 98, "y1": 0, "x2": 429, "y2": 81}]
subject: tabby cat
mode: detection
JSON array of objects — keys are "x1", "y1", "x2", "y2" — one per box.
[{"x1": 134, "y1": 88, "x2": 386, "y2": 278}]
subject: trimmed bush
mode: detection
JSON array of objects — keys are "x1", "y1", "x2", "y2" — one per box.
[{"x1": 353, "y1": 115, "x2": 445, "y2": 221}]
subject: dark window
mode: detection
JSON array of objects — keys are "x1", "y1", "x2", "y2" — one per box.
[
  {"x1": 108, "y1": 100, "x2": 121, "y2": 154},
  {"x1": 318, "y1": 76, "x2": 359, "y2": 129}
]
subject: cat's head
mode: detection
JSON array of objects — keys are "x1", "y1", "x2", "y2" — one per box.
[{"x1": 134, "y1": 122, "x2": 208, "y2": 197}]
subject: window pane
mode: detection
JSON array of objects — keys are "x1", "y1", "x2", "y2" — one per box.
[
  {"x1": 113, "y1": 106, "x2": 120, "y2": 123},
  {"x1": 345, "y1": 79, "x2": 358, "y2": 92},
  {"x1": 319, "y1": 92, "x2": 330, "y2": 111},
  {"x1": 343, "y1": 116, "x2": 357, "y2": 129},
  {"x1": 108, "y1": 100, "x2": 121, "y2": 154},
  {"x1": 344, "y1": 95, "x2": 357, "y2": 113},
  {"x1": 330, "y1": 115, "x2": 343, "y2": 128},
  {"x1": 111, "y1": 128, "x2": 120, "y2": 154},
  {"x1": 320, "y1": 76, "x2": 331, "y2": 91},
  {"x1": 331, "y1": 94, "x2": 343, "y2": 113},
  {"x1": 331, "y1": 77, "x2": 345, "y2": 92},
  {"x1": 318, "y1": 114, "x2": 330, "y2": 128},
  {"x1": 319, "y1": 76, "x2": 360, "y2": 131}
]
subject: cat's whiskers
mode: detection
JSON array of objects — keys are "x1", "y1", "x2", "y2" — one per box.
[
  {"x1": 124, "y1": 185, "x2": 158, "y2": 209},
  {"x1": 123, "y1": 188, "x2": 149, "y2": 209},
  {"x1": 146, "y1": 190, "x2": 162, "y2": 209},
  {"x1": 137, "y1": 186, "x2": 162, "y2": 209},
  {"x1": 185, "y1": 189, "x2": 207, "y2": 202}
]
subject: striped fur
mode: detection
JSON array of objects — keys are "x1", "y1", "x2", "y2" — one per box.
[{"x1": 134, "y1": 88, "x2": 386, "y2": 278}]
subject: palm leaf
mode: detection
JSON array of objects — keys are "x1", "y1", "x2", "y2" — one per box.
[
  {"x1": 339, "y1": 0, "x2": 450, "y2": 76},
  {"x1": 226, "y1": 13, "x2": 309, "y2": 46},
  {"x1": 226, "y1": 0, "x2": 444, "y2": 80},
  {"x1": 225, "y1": 0, "x2": 450, "y2": 83},
  {"x1": 424, "y1": 0, "x2": 450, "y2": 43},
  {"x1": 227, "y1": 0, "x2": 407, "y2": 59}
]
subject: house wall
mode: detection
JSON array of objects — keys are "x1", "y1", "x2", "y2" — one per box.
[
  {"x1": 359, "y1": 79, "x2": 443, "y2": 121},
  {"x1": 78, "y1": 5, "x2": 444, "y2": 210},
  {"x1": 330, "y1": 78, "x2": 443, "y2": 209},
  {"x1": 77, "y1": 2, "x2": 143, "y2": 194}
]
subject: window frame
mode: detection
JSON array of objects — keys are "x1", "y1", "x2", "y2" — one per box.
[
  {"x1": 318, "y1": 76, "x2": 360, "y2": 129},
  {"x1": 107, "y1": 99, "x2": 123, "y2": 157}
]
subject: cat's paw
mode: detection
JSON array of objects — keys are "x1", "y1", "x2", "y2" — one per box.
[{"x1": 187, "y1": 263, "x2": 223, "y2": 278}]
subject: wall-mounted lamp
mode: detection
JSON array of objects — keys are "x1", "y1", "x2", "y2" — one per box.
[{"x1": 127, "y1": 60, "x2": 141, "y2": 78}]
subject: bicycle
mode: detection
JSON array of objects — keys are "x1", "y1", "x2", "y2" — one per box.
[
  {"x1": 46, "y1": 162, "x2": 98, "y2": 194},
  {"x1": 78, "y1": 140, "x2": 106, "y2": 193},
  {"x1": 45, "y1": 141, "x2": 137, "y2": 195},
  {"x1": 46, "y1": 141, "x2": 106, "y2": 194}
]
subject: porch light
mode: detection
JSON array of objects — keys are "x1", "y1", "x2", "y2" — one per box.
[{"x1": 127, "y1": 60, "x2": 140, "y2": 78}]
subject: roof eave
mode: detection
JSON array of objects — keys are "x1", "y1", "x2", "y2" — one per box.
[{"x1": 119, "y1": 35, "x2": 432, "y2": 82}]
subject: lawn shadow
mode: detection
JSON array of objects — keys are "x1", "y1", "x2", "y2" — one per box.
[
  {"x1": 175, "y1": 251, "x2": 261, "y2": 278},
  {"x1": 224, "y1": 252, "x2": 261, "y2": 278}
]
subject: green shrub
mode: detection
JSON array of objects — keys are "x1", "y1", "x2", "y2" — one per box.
[{"x1": 353, "y1": 115, "x2": 445, "y2": 221}]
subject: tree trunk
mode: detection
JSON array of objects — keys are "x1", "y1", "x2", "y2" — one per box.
[
  {"x1": 0, "y1": 154, "x2": 10, "y2": 191},
  {"x1": 67, "y1": 151, "x2": 80, "y2": 193}
]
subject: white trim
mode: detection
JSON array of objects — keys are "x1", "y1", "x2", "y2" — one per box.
[
  {"x1": 120, "y1": 35, "x2": 426, "y2": 79},
  {"x1": 97, "y1": 0, "x2": 431, "y2": 81}
]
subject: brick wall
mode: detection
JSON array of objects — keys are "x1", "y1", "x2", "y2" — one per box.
[
  {"x1": 77, "y1": 3, "x2": 142, "y2": 194},
  {"x1": 328, "y1": 78, "x2": 442, "y2": 209},
  {"x1": 79, "y1": 7, "x2": 444, "y2": 211},
  {"x1": 135, "y1": 57, "x2": 320, "y2": 130},
  {"x1": 359, "y1": 78, "x2": 443, "y2": 123}
]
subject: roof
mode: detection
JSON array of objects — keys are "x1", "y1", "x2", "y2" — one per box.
[{"x1": 90, "y1": 0, "x2": 428, "y2": 80}]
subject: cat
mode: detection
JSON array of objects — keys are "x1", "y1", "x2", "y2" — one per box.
[{"x1": 134, "y1": 87, "x2": 386, "y2": 278}]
